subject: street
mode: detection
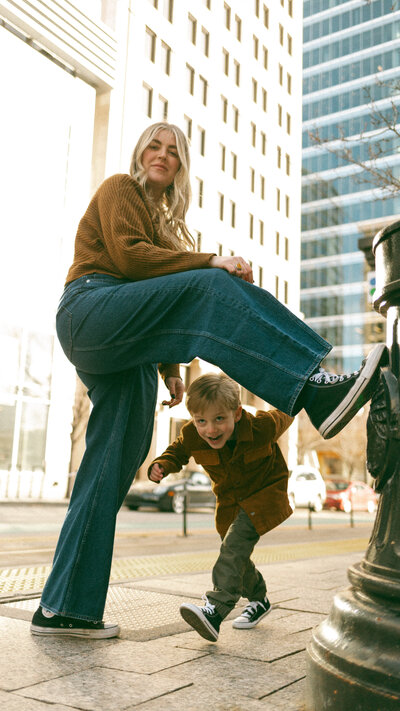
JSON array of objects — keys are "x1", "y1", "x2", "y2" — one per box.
[{"x1": 0, "y1": 502, "x2": 376, "y2": 568}]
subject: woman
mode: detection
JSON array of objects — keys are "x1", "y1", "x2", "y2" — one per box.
[{"x1": 31, "y1": 122, "x2": 385, "y2": 638}]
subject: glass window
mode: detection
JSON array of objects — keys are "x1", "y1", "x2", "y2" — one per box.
[
  {"x1": 186, "y1": 64, "x2": 195, "y2": 94},
  {"x1": 201, "y1": 27, "x2": 210, "y2": 56},
  {"x1": 142, "y1": 83, "x2": 153, "y2": 117},
  {"x1": 235, "y1": 15, "x2": 242, "y2": 41},
  {"x1": 163, "y1": 0, "x2": 174, "y2": 22},
  {"x1": 200, "y1": 76, "x2": 208, "y2": 105},
  {"x1": 231, "y1": 152, "x2": 237, "y2": 178},
  {"x1": 161, "y1": 42, "x2": 171, "y2": 74},
  {"x1": 223, "y1": 48, "x2": 229, "y2": 75},
  {"x1": 188, "y1": 13, "x2": 197, "y2": 43},
  {"x1": 24, "y1": 333, "x2": 53, "y2": 399},
  {"x1": 224, "y1": 3, "x2": 231, "y2": 29},
  {"x1": 17, "y1": 401, "x2": 49, "y2": 470},
  {"x1": 220, "y1": 144, "x2": 226, "y2": 171},
  {"x1": 145, "y1": 27, "x2": 156, "y2": 62},
  {"x1": 0, "y1": 327, "x2": 20, "y2": 396},
  {"x1": 0, "y1": 403, "x2": 16, "y2": 469}
]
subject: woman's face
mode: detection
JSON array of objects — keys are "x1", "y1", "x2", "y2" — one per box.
[{"x1": 141, "y1": 129, "x2": 181, "y2": 198}]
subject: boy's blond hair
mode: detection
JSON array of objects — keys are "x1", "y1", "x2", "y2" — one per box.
[{"x1": 186, "y1": 373, "x2": 241, "y2": 414}]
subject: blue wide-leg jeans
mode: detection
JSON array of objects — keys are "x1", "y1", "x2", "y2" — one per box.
[{"x1": 41, "y1": 269, "x2": 331, "y2": 621}]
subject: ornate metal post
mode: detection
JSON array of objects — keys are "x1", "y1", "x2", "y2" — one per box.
[{"x1": 305, "y1": 220, "x2": 400, "y2": 710}]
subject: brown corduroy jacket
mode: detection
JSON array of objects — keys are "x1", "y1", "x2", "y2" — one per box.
[{"x1": 149, "y1": 408, "x2": 294, "y2": 538}]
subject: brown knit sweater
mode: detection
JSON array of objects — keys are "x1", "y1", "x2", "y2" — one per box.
[
  {"x1": 66, "y1": 173, "x2": 214, "y2": 284},
  {"x1": 65, "y1": 173, "x2": 215, "y2": 381}
]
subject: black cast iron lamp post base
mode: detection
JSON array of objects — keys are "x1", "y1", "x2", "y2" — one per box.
[{"x1": 306, "y1": 220, "x2": 400, "y2": 710}]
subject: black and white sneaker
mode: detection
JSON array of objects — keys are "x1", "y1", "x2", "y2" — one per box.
[
  {"x1": 179, "y1": 597, "x2": 222, "y2": 642},
  {"x1": 304, "y1": 343, "x2": 387, "y2": 439},
  {"x1": 30, "y1": 606, "x2": 120, "y2": 639},
  {"x1": 232, "y1": 597, "x2": 272, "y2": 629}
]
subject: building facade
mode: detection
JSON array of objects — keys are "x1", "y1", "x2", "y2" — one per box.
[
  {"x1": 301, "y1": 0, "x2": 399, "y2": 374},
  {"x1": 0, "y1": 0, "x2": 303, "y2": 499}
]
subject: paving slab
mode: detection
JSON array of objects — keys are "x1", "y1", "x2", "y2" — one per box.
[
  {"x1": 0, "y1": 689, "x2": 78, "y2": 711},
  {"x1": 80, "y1": 636, "x2": 209, "y2": 674},
  {"x1": 0, "y1": 617, "x2": 116, "y2": 691},
  {"x1": 17, "y1": 667, "x2": 192, "y2": 711}
]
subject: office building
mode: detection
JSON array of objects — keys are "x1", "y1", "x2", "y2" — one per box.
[{"x1": 301, "y1": 0, "x2": 398, "y2": 374}]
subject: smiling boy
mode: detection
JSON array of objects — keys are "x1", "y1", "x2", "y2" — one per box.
[{"x1": 148, "y1": 372, "x2": 293, "y2": 642}]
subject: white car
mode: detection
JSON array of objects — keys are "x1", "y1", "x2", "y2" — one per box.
[{"x1": 288, "y1": 466, "x2": 326, "y2": 513}]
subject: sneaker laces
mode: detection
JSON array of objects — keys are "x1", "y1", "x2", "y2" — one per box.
[
  {"x1": 309, "y1": 367, "x2": 359, "y2": 385},
  {"x1": 201, "y1": 595, "x2": 216, "y2": 614},
  {"x1": 242, "y1": 600, "x2": 264, "y2": 618}
]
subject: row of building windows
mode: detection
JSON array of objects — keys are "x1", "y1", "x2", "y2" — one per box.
[
  {"x1": 303, "y1": 66, "x2": 400, "y2": 122},
  {"x1": 302, "y1": 105, "x2": 396, "y2": 148},
  {"x1": 280, "y1": 0, "x2": 293, "y2": 17},
  {"x1": 303, "y1": 0, "x2": 350, "y2": 19},
  {"x1": 304, "y1": 22, "x2": 399, "y2": 70},
  {"x1": 186, "y1": 64, "x2": 209, "y2": 104},
  {"x1": 147, "y1": 0, "x2": 292, "y2": 25},
  {"x1": 302, "y1": 195, "x2": 400, "y2": 232},
  {"x1": 183, "y1": 118, "x2": 268, "y2": 164},
  {"x1": 302, "y1": 164, "x2": 400, "y2": 204},
  {"x1": 301, "y1": 262, "x2": 364, "y2": 289},
  {"x1": 303, "y1": 43, "x2": 400, "y2": 95},
  {"x1": 222, "y1": 3, "x2": 242, "y2": 39},
  {"x1": 145, "y1": 27, "x2": 171, "y2": 73},
  {"x1": 187, "y1": 14, "x2": 210, "y2": 55},
  {"x1": 304, "y1": 0, "x2": 394, "y2": 46},
  {"x1": 301, "y1": 291, "x2": 366, "y2": 319},
  {"x1": 302, "y1": 232, "x2": 363, "y2": 260},
  {"x1": 315, "y1": 322, "x2": 383, "y2": 350},
  {"x1": 212, "y1": 239, "x2": 289, "y2": 301},
  {"x1": 199, "y1": 187, "x2": 290, "y2": 230},
  {"x1": 147, "y1": 0, "x2": 174, "y2": 22},
  {"x1": 303, "y1": 134, "x2": 399, "y2": 176}
]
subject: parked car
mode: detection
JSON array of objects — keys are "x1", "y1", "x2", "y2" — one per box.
[
  {"x1": 124, "y1": 470, "x2": 216, "y2": 513},
  {"x1": 324, "y1": 479, "x2": 378, "y2": 513},
  {"x1": 287, "y1": 466, "x2": 326, "y2": 512}
]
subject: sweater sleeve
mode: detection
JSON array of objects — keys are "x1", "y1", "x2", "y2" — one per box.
[{"x1": 97, "y1": 175, "x2": 214, "y2": 280}]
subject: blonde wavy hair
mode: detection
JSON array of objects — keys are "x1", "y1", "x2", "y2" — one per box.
[{"x1": 129, "y1": 122, "x2": 194, "y2": 251}]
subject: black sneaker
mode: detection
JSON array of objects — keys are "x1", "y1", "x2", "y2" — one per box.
[
  {"x1": 179, "y1": 597, "x2": 222, "y2": 642},
  {"x1": 304, "y1": 343, "x2": 387, "y2": 439},
  {"x1": 232, "y1": 596, "x2": 272, "y2": 629},
  {"x1": 30, "y1": 606, "x2": 120, "y2": 639}
]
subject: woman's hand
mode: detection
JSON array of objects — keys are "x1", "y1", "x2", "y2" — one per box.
[
  {"x1": 149, "y1": 462, "x2": 164, "y2": 483},
  {"x1": 163, "y1": 376, "x2": 185, "y2": 408},
  {"x1": 209, "y1": 255, "x2": 254, "y2": 283}
]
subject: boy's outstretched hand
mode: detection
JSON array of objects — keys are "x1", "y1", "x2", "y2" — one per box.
[{"x1": 149, "y1": 462, "x2": 165, "y2": 483}]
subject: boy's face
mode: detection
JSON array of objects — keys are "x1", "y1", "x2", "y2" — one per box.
[{"x1": 191, "y1": 403, "x2": 242, "y2": 449}]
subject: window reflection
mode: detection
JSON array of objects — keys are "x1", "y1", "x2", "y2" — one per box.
[
  {"x1": 24, "y1": 332, "x2": 54, "y2": 398},
  {"x1": 17, "y1": 401, "x2": 49, "y2": 470},
  {"x1": 0, "y1": 327, "x2": 53, "y2": 472},
  {"x1": 0, "y1": 403, "x2": 16, "y2": 469}
]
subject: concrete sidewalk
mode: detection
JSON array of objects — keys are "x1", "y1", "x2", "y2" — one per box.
[{"x1": 0, "y1": 545, "x2": 366, "y2": 711}]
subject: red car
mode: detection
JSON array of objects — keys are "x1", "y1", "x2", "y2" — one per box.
[{"x1": 324, "y1": 479, "x2": 378, "y2": 513}]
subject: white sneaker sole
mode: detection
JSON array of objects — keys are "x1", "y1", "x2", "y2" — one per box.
[
  {"x1": 180, "y1": 603, "x2": 219, "y2": 642},
  {"x1": 30, "y1": 623, "x2": 120, "y2": 639},
  {"x1": 318, "y1": 343, "x2": 386, "y2": 439},
  {"x1": 232, "y1": 604, "x2": 272, "y2": 629}
]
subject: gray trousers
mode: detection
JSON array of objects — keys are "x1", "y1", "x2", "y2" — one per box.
[{"x1": 206, "y1": 508, "x2": 267, "y2": 618}]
